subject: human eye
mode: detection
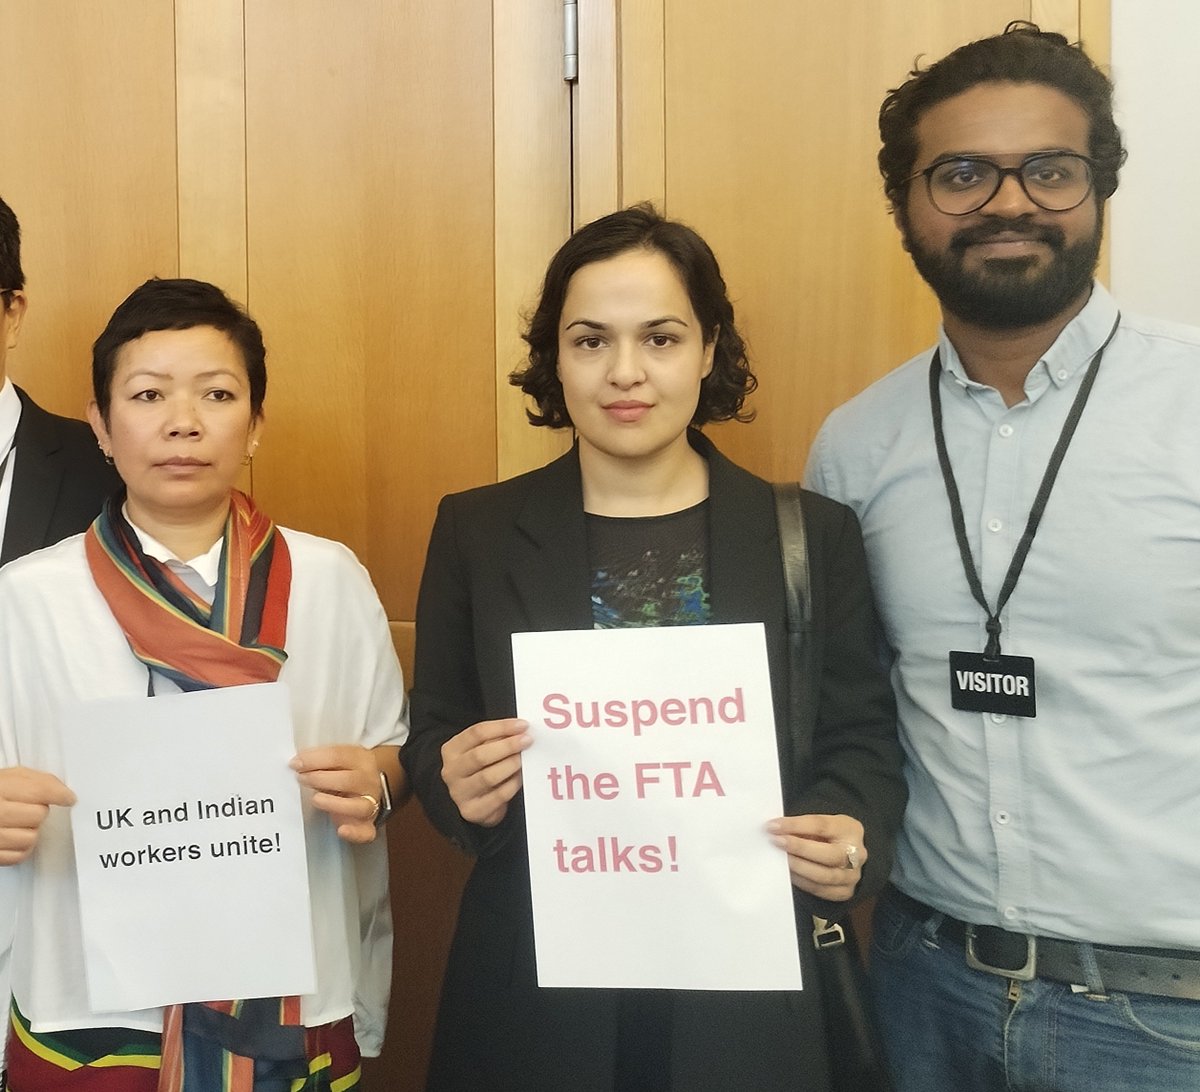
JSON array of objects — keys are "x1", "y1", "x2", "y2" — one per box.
[
  {"x1": 131, "y1": 389, "x2": 162, "y2": 402},
  {"x1": 205, "y1": 388, "x2": 238, "y2": 402},
  {"x1": 1024, "y1": 155, "x2": 1077, "y2": 188},
  {"x1": 574, "y1": 334, "x2": 606, "y2": 350},
  {"x1": 646, "y1": 332, "x2": 678, "y2": 348},
  {"x1": 932, "y1": 158, "x2": 990, "y2": 190}
]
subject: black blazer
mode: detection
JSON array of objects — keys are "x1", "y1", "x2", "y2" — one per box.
[
  {"x1": 403, "y1": 432, "x2": 904, "y2": 1092},
  {"x1": 1, "y1": 386, "x2": 120, "y2": 567}
]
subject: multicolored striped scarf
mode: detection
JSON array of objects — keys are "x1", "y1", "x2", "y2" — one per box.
[
  {"x1": 19, "y1": 490, "x2": 316, "y2": 1092},
  {"x1": 6, "y1": 1000, "x2": 361, "y2": 1091},
  {"x1": 83, "y1": 489, "x2": 290, "y2": 691}
]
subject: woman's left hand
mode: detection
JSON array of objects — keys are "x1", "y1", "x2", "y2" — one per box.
[
  {"x1": 767, "y1": 813, "x2": 866, "y2": 902},
  {"x1": 291, "y1": 745, "x2": 383, "y2": 845}
]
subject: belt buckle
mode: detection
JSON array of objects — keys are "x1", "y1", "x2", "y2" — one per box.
[{"x1": 964, "y1": 924, "x2": 1037, "y2": 982}]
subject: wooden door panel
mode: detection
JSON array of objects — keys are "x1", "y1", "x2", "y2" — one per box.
[{"x1": 660, "y1": 1, "x2": 1032, "y2": 480}]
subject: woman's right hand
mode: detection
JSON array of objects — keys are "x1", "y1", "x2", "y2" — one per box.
[
  {"x1": 441, "y1": 719, "x2": 531, "y2": 828},
  {"x1": 0, "y1": 766, "x2": 76, "y2": 865}
]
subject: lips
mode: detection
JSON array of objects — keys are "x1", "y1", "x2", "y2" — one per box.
[
  {"x1": 953, "y1": 219, "x2": 1065, "y2": 251},
  {"x1": 157, "y1": 457, "x2": 208, "y2": 468},
  {"x1": 603, "y1": 401, "x2": 651, "y2": 423}
]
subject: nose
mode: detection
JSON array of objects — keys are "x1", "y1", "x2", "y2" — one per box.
[
  {"x1": 981, "y1": 170, "x2": 1038, "y2": 217},
  {"x1": 165, "y1": 396, "x2": 202, "y2": 438},
  {"x1": 606, "y1": 340, "x2": 645, "y2": 389}
]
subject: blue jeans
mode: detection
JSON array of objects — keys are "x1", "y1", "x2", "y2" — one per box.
[{"x1": 869, "y1": 890, "x2": 1200, "y2": 1092}]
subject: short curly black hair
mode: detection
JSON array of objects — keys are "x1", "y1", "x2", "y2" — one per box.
[
  {"x1": 92, "y1": 278, "x2": 267, "y2": 422},
  {"x1": 879, "y1": 22, "x2": 1126, "y2": 211},
  {"x1": 511, "y1": 204, "x2": 756, "y2": 429}
]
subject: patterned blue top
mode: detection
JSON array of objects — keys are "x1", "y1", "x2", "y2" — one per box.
[{"x1": 586, "y1": 501, "x2": 710, "y2": 629}]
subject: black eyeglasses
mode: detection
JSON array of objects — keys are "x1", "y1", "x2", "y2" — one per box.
[{"x1": 906, "y1": 152, "x2": 1096, "y2": 216}]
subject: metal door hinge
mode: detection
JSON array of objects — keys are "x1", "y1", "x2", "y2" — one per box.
[{"x1": 563, "y1": 0, "x2": 578, "y2": 82}]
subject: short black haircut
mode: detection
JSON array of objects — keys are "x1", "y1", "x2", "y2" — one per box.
[
  {"x1": 0, "y1": 195, "x2": 25, "y2": 311},
  {"x1": 92, "y1": 278, "x2": 267, "y2": 420},
  {"x1": 878, "y1": 22, "x2": 1127, "y2": 210},
  {"x1": 512, "y1": 203, "x2": 756, "y2": 429}
]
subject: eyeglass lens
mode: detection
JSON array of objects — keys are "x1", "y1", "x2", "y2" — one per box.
[{"x1": 927, "y1": 154, "x2": 1093, "y2": 215}]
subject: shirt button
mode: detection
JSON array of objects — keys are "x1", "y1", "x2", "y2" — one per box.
[
  {"x1": 995, "y1": 811, "x2": 1010, "y2": 824},
  {"x1": 987, "y1": 518, "x2": 1003, "y2": 533},
  {"x1": 1003, "y1": 906, "x2": 1019, "y2": 921},
  {"x1": 990, "y1": 713, "x2": 1007, "y2": 724},
  {"x1": 998, "y1": 424, "x2": 1014, "y2": 438},
  {"x1": 1057, "y1": 369, "x2": 1069, "y2": 381}
]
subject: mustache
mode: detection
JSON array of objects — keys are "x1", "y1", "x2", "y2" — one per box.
[{"x1": 950, "y1": 217, "x2": 1067, "y2": 250}]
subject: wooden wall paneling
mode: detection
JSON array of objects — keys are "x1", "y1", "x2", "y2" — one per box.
[
  {"x1": 494, "y1": 0, "x2": 573, "y2": 482},
  {"x1": 1079, "y1": 0, "x2": 1110, "y2": 62},
  {"x1": 574, "y1": 0, "x2": 621, "y2": 225},
  {"x1": 1031, "y1": 0, "x2": 1081, "y2": 35},
  {"x1": 654, "y1": 1, "x2": 1032, "y2": 482},
  {"x1": 243, "y1": 0, "x2": 496, "y2": 622},
  {"x1": 380, "y1": 616, "x2": 471, "y2": 1092},
  {"x1": 175, "y1": 0, "x2": 249, "y2": 303},
  {"x1": 574, "y1": 0, "x2": 667, "y2": 215},
  {"x1": 1, "y1": 1, "x2": 179, "y2": 419},
  {"x1": 240, "y1": 5, "x2": 544, "y2": 1088},
  {"x1": 618, "y1": 1, "x2": 667, "y2": 209},
  {"x1": 1077, "y1": 0, "x2": 1112, "y2": 284},
  {"x1": 174, "y1": 0, "x2": 252, "y2": 496},
  {"x1": 242, "y1": 3, "x2": 370, "y2": 573}
]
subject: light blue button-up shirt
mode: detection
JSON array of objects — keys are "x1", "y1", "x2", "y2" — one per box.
[{"x1": 806, "y1": 284, "x2": 1200, "y2": 947}]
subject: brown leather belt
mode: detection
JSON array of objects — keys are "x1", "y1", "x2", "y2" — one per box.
[{"x1": 887, "y1": 887, "x2": 1200, "y2": 1000}]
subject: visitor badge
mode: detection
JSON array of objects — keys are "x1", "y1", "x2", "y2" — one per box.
[{"x1": 949, "y1": 651, "x2": 1036, "y2": 718}]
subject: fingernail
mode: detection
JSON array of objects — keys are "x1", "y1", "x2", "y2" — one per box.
[{"x1": 288, "y1": 757, "x2": 303, "y2": 771}]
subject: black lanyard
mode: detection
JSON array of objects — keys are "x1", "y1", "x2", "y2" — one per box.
[{"x1": 929, "y1": 315, "x2": 1120, "y2": 660}]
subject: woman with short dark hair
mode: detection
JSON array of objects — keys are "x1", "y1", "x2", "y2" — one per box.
[{"x1": 0, "y1": 278, "x2": 408, "y2": 1091}]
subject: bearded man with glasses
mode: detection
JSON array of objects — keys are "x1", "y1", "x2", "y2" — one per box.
[{"x1": 805, "y1": 22, "x2": 1200, "y2": 1092}]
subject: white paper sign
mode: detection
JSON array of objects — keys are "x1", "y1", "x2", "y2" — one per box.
[
  {"x1": 61, "y1": 683, "x2": 316, "y2": 1012},
  {"x1": 513, "y1": 623, "x2": 802, "y2": 991}
]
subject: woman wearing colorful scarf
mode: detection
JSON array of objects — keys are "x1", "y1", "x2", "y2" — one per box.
[{"x1": 0, "y1": 279, "x2": 408, "y2": 1091}]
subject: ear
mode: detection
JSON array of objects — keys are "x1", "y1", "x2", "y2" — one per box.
[
  {"x1": 247, "y1": 410, "x2": 265, "y2": 458},
  {"x1": 86, "y1": 400, "x2": 111, "y2": 456},
  {"x1": 702, "y1": 326, "x2": 717, "y2": 379},
  {"x1": 892, "y1": 205, "x2": 913, "y2": 254},
  {"x1": 3, "y1": 291, "x2": 27, "y2": 351}
]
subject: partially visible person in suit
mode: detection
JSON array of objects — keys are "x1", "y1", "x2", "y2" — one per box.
[
  {"x1": 402, "y1": 205, "x2": 905, "y2": 1092},
  {"x1": 0, "y1": 194, "x2": 118, "y2": 1087},
  {"x1": 0, "y1": 194, "x2": 119, "y2": 567}
]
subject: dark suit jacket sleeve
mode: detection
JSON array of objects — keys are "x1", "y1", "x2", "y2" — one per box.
[
  {"x1": 402, "y1": 492, "x2": 519, "y2": 859},
  {"x1": 2, "y1": 389, "x2": 121, "y2": 566},
  {"x1": 797, "y1": 493, "x2": 906, "y2": 908}
]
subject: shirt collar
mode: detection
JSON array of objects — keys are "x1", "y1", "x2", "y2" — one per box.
[
  {"x1": 0, "y1": 378, "x2": 20, "y2": 456},
  {"x1": 936, "y1": 281, "x2": 1121, "y2": 395},
  {"x1": 122, "y1": 505, "x2": 225, "y2": 591}
]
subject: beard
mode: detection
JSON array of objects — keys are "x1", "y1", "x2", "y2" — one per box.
[{"x1": 900, "y1": 212, "x2": 1102, "y2": 330}]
